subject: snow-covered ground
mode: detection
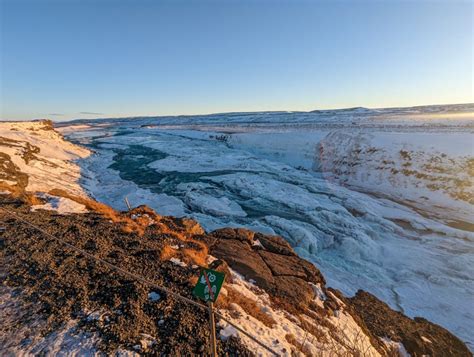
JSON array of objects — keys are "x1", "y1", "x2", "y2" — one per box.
[
  {"x1": 31, "y1": 193, "x2": 88, "y2": 214},
  {"x1": 60, "y1": 103, "x2": 474, "y2": 348},
  {"x1": 219, "y1": 270, "x2": 382, "y2": 356},
  {"x1": 0, "y1": 121, "x2": 90, "y2": 196}
]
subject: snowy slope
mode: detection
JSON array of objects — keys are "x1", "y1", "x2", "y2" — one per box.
[
  {"x1": 220, "y1": 270, "x2": 382, "y2": 356},
  {"x1": 0, "y1": 120, "x2": 90, "y2": 196}
]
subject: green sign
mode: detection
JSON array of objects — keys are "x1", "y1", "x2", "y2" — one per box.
[{"x1": 193, "y1": 268, "x2": 225, "y2": 302}]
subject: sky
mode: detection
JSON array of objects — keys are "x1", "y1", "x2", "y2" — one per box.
[{"x1": 0, "y1": 0, "x2": 472, "y2": 121}]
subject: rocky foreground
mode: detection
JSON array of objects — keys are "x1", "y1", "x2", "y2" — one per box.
[
  {"x1": 0, "y1": 121, "x2": 472, "y2": 356},
  {"x1": 0, "y1": 194, "x2": 471, "y2": 356}
]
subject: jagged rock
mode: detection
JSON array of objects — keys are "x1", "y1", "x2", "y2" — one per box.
[
  {"x1": 210, "y1": 227, "x2": 255, "y2": 243},
  {"x1": 258, "y1": 250, "x2": 325, "y2": 285},
  {"x1": 349, "y1": 290, "x2": 472, "y2": 357},
  {"x1": 208, "y1": 228, "x2": 327, "y2": 308},
  {"x1": 210, "y1": 238, "x2": 274, "y2": 289},
  {"x1": 254, "y1": 232, "x2": 295, "y2": 256},
  {"x1": 258, "y1": 250, "x2": 308, "y2": 278},
  {"x1": 272, "y1": 275, "x2": 315, "y2": 304}
]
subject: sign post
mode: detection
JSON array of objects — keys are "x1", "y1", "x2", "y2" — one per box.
[
  {"x1": 124, "y1": 196, "x2": 131, "y2": 211},
  {"x1": 193, "y1": 268, "x2": 225, "y2": 357},
  {"x1": 208, "y1": 301, "x2": 217, "y2": 357}
]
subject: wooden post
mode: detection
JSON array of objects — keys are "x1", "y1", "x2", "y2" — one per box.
[
  {"x1": 208, "y1": 301, "x2": 217, "y2": 357},
  {"x1": 124, "y1": 196, "x2": 131, "y2": 211}
]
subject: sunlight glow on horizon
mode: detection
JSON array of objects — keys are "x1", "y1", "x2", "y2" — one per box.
[{"x1": 1, "y1": 0, "x2": 472, "y2": 121}]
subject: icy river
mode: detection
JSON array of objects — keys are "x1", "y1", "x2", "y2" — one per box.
[{"x1": 61, "y1": 104, "x2": 474, "y2": 348}]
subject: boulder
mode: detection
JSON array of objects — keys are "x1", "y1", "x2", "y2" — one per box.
[
  {"x1": 272, "y1": 275, "x2": 315, "y2": 305},
  {"x1": 208, "y1": 259, "x2": 233, "y2": 283},
  {"x1": 207, "y1": 229, "x2": 328, "y2": 309},
  {"x1": 211, "y1": 238, "x2": 274, "y2": 289},
  {"x1": 258, "y1": 250, "x2": 308, "y2": 279},
  {"x1": 254, "y1": 232, "x2": 295, "y2": 256},
  {"x1": 349, "y1": 290, "x2": 472, "y2": 357},
  {"x1": 210, "y1": 227, "x2": 254, "y2": 243}
]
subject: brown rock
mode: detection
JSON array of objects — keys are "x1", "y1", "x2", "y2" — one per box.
[
  {"x1": 234, "y1": 228, "x2": 255, "y2": 243},
  {"x1": 210, "y1": 228, "x2": 239, "y2": 240},
  {"x1": 298, "y1": 259, "x2": 326, "y2": 286},
  {"x1": 272, "y1": 276, "x2": 314, "y2": 306},
  {"x1": 208, "y1": 230, "x2": 327, "y2": 310},
  {"x1": 210, "y1": 227, "x2": 254, "y2": 244},
  {"x1": 211, "y1": 238, "x2": 274, "y2": 289},
  {"x1": 254, "y1": 232, "x2": 296, "y2": 256},
  {"x1": 258, "y1": 250, "x2": 308, "y2": 279},
  {"x1": 349, "y1": 290, "x2": 472, "y2": 357},
  {"x1": 258, "y1": 250, "x2": 325, "y2": 285}
]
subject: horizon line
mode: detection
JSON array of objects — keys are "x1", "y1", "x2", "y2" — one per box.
[
  {"x1": 54, "y1": 101, "x2": 473, "y2": 123},
  {"x1": 1, "y1": 101, "x2": 472, "y2": 123}
]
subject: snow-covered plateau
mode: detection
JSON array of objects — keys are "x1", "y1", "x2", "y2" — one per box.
[{"x1": 52, "y1": 103, "x2": 472, "y2": 349}]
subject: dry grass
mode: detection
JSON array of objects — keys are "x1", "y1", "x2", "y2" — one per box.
[
  {"x1": 181, "y1": 248, "x2": 206, "y2": 266},
  {"x1": 285, "y1": 333, "x2": 297, "y2": 344},
  {"x1": 270, "y1": 295, "x2": 306, "y2": 316},
  {"x1": 160, "y1": 245, "x2": 177, "y2": 261},
  {"x1": 50, "y1": 188, "x2": 211, "y2": 267},
  {"x1": 0, "y1": 182, "x2": 22, "y2": 196},
  {"x1": 0, "y1": 182, "x2": 44, "y2": 205},
  {"x1": 217, "y1": 286, "x2": 276, "y2": 328},
  {"x1": 49, "y1": 189, "x2": 120, "y2": 217},
  {"x1": 299, "y1": 317, "x2": 328, "y2": 343},
  {"x1": 285, "y1": 333, "x2": 312, "y2": 356},
  {"x1": 48, "y1": 188, "x2": 148, "y2": 235},
  {"x1": 1, "y1": 184, "x2": 210, "y2": 268}
]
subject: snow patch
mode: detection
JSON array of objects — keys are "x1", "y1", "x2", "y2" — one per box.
[
  {"x1": 169, "y1": 258, "x2": 187, "y2": 267},
  {"x1": 218, "y1": 270, "x2": 381, "y2": 356},
  {"x1": 381, "y1": 337, "x2": 410, "y2": 357},
  {"x1": 31, "y1": 194, "x2": 87, "y2": 214}
]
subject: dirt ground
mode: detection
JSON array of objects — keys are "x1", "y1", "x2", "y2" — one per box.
[{"x1": 0, "y1": 194, "x2": 251, "y2": 355}]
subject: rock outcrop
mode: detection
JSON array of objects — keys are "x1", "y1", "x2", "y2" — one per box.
[
  {"x1": 198, "y1": 228, "x2": 325, "y2": 308},
  {"x1": 350, "y1": 290, "x2": 472, "y2": 357}
]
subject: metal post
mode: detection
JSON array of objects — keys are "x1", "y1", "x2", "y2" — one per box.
[
  {"x1": 208, "y1": 301, "x2": 217, "y2": 357},
  {"x1": 124, "y1": 196, "x2": 131, "y2": 211}
]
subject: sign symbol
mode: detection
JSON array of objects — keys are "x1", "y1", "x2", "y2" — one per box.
[{"x1": 192, "y1": 268, "x2": 225, "y2": 303}]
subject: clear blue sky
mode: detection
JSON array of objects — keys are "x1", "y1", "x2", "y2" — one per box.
[{"x1": 0, "y1": 0, "x2": 472, "y2": 121}]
